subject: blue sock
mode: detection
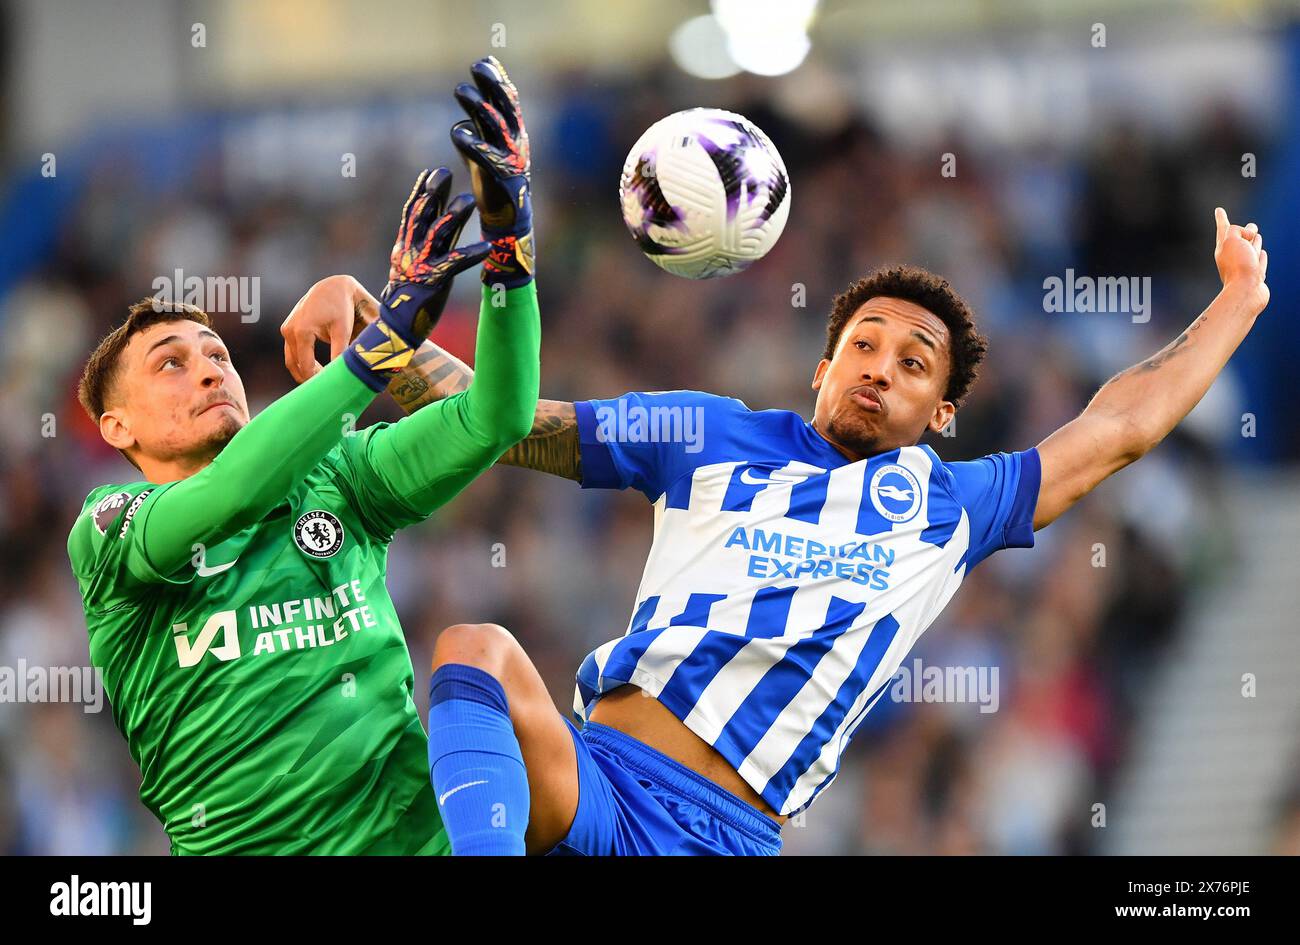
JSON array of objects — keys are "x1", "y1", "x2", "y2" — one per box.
[{"x1": 427, "y1": 664, "x2": 530, "y2": 856}]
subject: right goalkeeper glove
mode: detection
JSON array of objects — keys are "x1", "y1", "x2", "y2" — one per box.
[
  {"x1": 451, "y1": 56, "x2": 534, "y2": 289},
  {"x1": 345, "y1": 167, "x2": 488, "y2": 391}
]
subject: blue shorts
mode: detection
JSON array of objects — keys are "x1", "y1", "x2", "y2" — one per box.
[{"x1": 547, "y1": 719, "x2": 783, "y2": 856}]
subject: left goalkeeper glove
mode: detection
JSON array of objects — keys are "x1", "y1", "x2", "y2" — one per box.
[
  {"x1": 345, "y1": 167, "x2": 488, "y2": 391},
  {"x1": 451, "y1": 56, "x2": 534, "y2": 289}
]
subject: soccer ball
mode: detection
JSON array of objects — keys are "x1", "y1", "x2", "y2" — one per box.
[{"x1": 619, "y1": 108, "x2": 791, "y2": 279}]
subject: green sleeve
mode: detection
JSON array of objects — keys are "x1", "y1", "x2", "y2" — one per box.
[
  {"x1": 340, "y1": 282, "x2": 540, "y2": 534},
  {"x1": 128, "y1": 358, "x2": 378, "y2": 581}
]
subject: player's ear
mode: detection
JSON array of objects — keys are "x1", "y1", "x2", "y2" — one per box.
[
  {"x1": 100, "y1": 409, "x2": 136, "y2": 452},
  {"x1": 811, "y1": 358, "x2": 830, "y2": 391},
  {"x1": 928, "y1": 399, "x2": 955, "y2": 434}
]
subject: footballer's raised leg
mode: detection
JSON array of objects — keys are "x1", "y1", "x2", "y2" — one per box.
[{"x1": 428, "y1": 624, "x2": 581, "y2": 855}]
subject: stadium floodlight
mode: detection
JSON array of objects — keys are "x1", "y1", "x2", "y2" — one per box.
[
  {"x1": 669, "y1": 15, "x2": 742, "y2": 80},
  {"x1": 712, "y1": 0, "x2": 817, "y2": 77}
]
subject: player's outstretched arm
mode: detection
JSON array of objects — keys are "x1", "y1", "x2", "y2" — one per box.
[
  {"x1": 320, "y1": 56, "x2": 562, "y2": 521},
  {"x1": 1034, "y1": 207, "x2": 1269, "y2": 530},
  {"x1": 388, "y1": 327, "x2": 578, "y2": 480},
  {"x1": 346, "y1": 280, "x2": 541, "y2": 521},
  {"x1": 283, "y1": 276, "x2": 582, "y2": 481},
  {"x1": 283, "y1": 59, "x2": 583, "y2": 484},
  {"x1": 395, "y1": 347, "x2": 579, "y2": 480}
]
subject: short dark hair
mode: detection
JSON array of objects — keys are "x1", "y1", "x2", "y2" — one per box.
[
  {"x1": 77, "y1": 298, "x2": 212, "y2": 422},
  {"x1": 823, "y1": 265, "x2": 988, "y2": 407}
]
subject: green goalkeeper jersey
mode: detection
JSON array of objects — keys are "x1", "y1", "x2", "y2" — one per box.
[{"x1": 67, "y1": 284, "x2": 539, "y2": 855}]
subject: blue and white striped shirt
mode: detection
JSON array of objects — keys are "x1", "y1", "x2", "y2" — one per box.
[{"x1": 573, "y1": 391, "x2": 1040, "y2": 815}]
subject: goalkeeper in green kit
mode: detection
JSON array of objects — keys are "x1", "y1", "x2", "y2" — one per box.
[{"x1": 66, "y1": 58, "x2": 537, "y2": 855}]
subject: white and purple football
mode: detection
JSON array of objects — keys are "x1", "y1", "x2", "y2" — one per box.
[{"x1": 619, "y1": 108, "x2": 791, "y2": 279}]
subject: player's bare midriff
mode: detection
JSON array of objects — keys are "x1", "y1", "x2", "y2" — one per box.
[{"x1": 589, "y1": 684, "x2": 787, "y2": 825}]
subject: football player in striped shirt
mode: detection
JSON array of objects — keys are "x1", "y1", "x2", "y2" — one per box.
[{"x1": 285, "y1": 207, "x2": 1267, "y2": 855}]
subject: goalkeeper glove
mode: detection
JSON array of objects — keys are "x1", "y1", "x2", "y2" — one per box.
[
  {"x1": 345, "y1": 167, "x2": 488, "y2": 391},
  {"x1": 451, "y1": 56, "x2": 534, "y2": 289}
]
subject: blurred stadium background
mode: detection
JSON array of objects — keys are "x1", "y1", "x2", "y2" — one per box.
[{"x1": 2, "y1": 0, "x2": 1299, "y2": 855}]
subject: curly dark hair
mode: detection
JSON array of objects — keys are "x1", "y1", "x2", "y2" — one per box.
[{"x1": 824, "y1": 264, "x2": 988, "y2": 407}]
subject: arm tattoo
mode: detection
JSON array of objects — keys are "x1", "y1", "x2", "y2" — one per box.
[
  {"x1": 386, "y1": 343, "x2": 580, "y2": 480},
  {"x1": 388, "y1": 343, "x2": 473, "y2": 413},
  {"x1": 1119, "y1": 312, "x2": 1209, "y2": 378},
  {"x1": 499, "y1": 400, "x2": 582, "y2": 481}
]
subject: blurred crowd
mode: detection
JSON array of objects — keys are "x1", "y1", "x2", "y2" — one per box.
[{"x1": 0, "y1": 61, "x2": 1279, "y2": 855}]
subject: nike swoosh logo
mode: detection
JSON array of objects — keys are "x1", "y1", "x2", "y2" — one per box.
[
  {"x1": 195, "y1": 555, "x2": 238, "y2": 577},
  {"x1": 740, "y1": 468, "x2": 803, "y2": 487},
  {"x1": 439, "y1": 780, "x2": 488, "y2": 805}
]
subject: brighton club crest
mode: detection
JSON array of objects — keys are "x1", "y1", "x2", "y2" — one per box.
[
  {"x1": 869, "y1": 464, "x2": 922, "y2": 524},
  {"x1": 293, "y1": 510, "x2": 344, "y2": 558}
]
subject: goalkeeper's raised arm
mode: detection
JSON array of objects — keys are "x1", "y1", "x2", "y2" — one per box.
[
  {"x1": 333, "y1": 57, "x2": 544, "y2": 524},
  {"x1": 281, "y1": 55, "x2": 549, "y2": 504}
]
